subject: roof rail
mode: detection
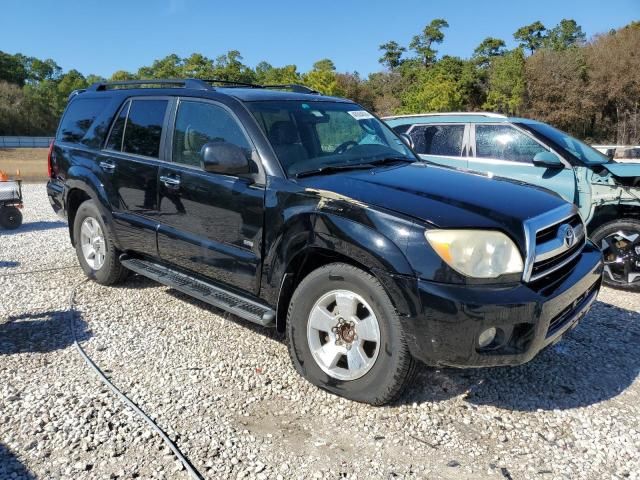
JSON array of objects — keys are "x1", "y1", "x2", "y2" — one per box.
[
  {"x1": 262, "y1": 84, "x2": 320, "y2": 95},
  {"x1": 87, "y1": 78, "x2": 211, "y2": 91},
  {"x1": 382, "y1": 112, "x2": 508, "y2": 120},
  {"x1": 85, "y1": 78, "x2": 320, "y2": 95}
]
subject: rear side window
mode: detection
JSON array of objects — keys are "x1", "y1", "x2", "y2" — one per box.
[
  {"x1": 105, "y1": 99, "x2": 168, "y2": 158},
  {"x1": 409, "y1": 125, "x2": 465, "y2": 156},
  {"x1": 475, "y1": 125, "x2": 547, "y2": 163},
  {"x1": 57, "y1": 98, "x2": 110, "y2": 143}
]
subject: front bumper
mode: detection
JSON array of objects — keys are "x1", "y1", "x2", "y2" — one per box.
[{"x1": 402, "y1": 241, "x2": 603, "y2": 367}]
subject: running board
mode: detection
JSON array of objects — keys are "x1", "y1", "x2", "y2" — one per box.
[{"x1": 120, "y1": 256, "x2": 275, "y2": 327}]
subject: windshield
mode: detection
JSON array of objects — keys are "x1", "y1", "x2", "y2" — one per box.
[
  {"x1": 246, "y1": 101, "x2": 416, "y2": 176},
  {"x1": 517, "y1": 122, "x2": 609, "y2": 166}
]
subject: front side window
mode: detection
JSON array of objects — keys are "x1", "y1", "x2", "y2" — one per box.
[
  {"x1": 410, "y1": 124, "x2": 465, "y2": 156},
  {"x1": 172, "y1": 101, "x2": 252, "y2": 167},
  {"x1": 247, "y1": 101, "x2": 415, "y2": 176},
  {"x1": 475, "y1": 124, "x2": 547, "y2": 163}
]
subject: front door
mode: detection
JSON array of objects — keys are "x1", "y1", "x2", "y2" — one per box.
[
  {"x1": 157, "y1": 99, "x2": 265, "y2": 295},
  {"x1": 467, "y1": 123, "x2": 578, "y2": 209}
]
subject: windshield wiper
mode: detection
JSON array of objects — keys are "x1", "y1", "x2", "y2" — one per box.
[
  {"x1": 295, "y1": 163, "x2": 374, "y2": 178},
  {"x1": 295, "y1": 157, "x2": 414, "y2": 178}
]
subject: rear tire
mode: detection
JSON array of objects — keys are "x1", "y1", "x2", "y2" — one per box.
[
  {"x1": 73, "y1": 200, "x2": 128, "y2": 285},
  {"x1": 591, "y1": 218, "x2": 640, "y2": 291},
  {"x1": 0, "y1": 206, "x2": 22, "y2": 229},
  {"x1": 286, "y1": 263, "x2": 416, "y2": 405}
]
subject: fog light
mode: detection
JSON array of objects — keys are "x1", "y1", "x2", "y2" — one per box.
[{"x1": 478, "y1": 327, "x2": 497, "y2": 348}]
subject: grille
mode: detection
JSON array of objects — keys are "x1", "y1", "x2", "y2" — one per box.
[{"x1": 524, "y1": 207, "x2": 586, "y2": 283}]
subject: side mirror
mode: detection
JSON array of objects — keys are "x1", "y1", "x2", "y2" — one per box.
[
  {"x1": 533, "y1": 151, "x2": 563, "y2": 168},
  {"x1": 200, "y1": 142, "x2": 250, "y2": 175},
  {"x1": 399, "y1": 133, "x2": 414, "y2": 149}
]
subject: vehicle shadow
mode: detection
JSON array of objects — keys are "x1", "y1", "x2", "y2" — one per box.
[
  {"x1": 0, "y1": 220, "x2": 66, "y2": 235},
  {"x1": 399, "y1": 300, "x2": 640, "y2": 410},
  {"x1": 0, "y1": 310, "x2": 91, "y2": 355},
  {"x1": 0, "y1": 443, "x2": 36, "y2": 479}
]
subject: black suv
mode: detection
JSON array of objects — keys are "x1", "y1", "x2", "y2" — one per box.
[{"x1": 47, "y1": 79, "x2": 603, "y2": 405}]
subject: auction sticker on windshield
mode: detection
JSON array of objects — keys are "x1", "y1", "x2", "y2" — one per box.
[{"x1": 348, "y1": 110, "x2": 375, "y2": 120}]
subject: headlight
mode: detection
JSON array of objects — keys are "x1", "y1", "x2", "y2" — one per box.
[{"x1": 424, "y1": 230, "x2": 523, "y2": 278}]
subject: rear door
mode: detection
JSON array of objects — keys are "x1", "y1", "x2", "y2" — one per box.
[
  {"x1": 407, "y1": 123, "x2": 469, "y2": 169},
  {"x1": 467, "y1": 123, "x2": 577, "y2": 204},
  {"x1": 156, "y1": 98, "x2": 265, "y2": 295},
  {"x1": 101, "y1": 97, "x2": 171, "y2": 256}
]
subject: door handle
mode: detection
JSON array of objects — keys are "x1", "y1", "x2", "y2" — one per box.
[
  {"x1": 99, "y1": 161, "x2": 116, "y2": 172},
  {"x1": 160, "y1": 175, "x2": 181, "y2": 188}
]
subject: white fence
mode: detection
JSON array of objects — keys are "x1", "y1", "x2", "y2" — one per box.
[{"x1": 0, "y1": 136, "x2": 54, "y2": 148}]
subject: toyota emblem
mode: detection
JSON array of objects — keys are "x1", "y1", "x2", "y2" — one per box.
[{"x1": 559, "y1": 224, "x2": 576, "y2": 248}]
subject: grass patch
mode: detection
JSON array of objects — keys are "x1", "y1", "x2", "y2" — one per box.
[{"x1": 0, "y1": 148, "x2": 49, "y2": 181}]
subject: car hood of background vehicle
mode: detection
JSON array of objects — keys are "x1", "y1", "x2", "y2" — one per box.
[
  {"x1": 603, "y1": 162, "x2": 640, "y2": 179},
  {"x1": 297, "y1": 163, "x2": 567, "y2": 231}
]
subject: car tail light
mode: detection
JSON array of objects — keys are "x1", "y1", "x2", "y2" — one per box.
[{"x1": 47, "y1": 141, "x2": 55, "y2": 178}]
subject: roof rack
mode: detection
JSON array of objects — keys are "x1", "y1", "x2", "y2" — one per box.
[
  {"x1": 382, "y1": 112, "x2": 508, "y2": 120},
  {"x1": 88, "y1": 78, "x2": 211, "y2": 91},
  {"x1": 85, "y1": 78, "x2": 321, "y2": 95}
]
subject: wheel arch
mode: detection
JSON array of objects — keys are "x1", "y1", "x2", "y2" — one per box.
[{"x1": 588, "y1": 204, "x2": 640, "y2": 236}]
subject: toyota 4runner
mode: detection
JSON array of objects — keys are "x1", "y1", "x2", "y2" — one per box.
[{"x1": 47, "y1": 79, "x2": 603, "y2": 404}]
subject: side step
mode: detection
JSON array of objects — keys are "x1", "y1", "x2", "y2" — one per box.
[{"x1": 120, "y1": 256, "x2": 276, "y2": 327}]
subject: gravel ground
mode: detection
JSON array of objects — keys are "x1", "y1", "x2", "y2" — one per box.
[{"x1": 1, "y1": 183, "x2": 639, "y2": 480}]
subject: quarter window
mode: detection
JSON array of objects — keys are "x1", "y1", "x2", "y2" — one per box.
[
  {"x1": 57, "y1": 98, "x2": 110, "y2": 143},
  {"x1": 475, "y1": 125, "x2": 547, "y2": 163},
  {"x1": 172, "y1": 101, "x2": 252, "y2": 168},
  {"x1": 409, "y1": 125, "x2": 465, "y2": 156}
]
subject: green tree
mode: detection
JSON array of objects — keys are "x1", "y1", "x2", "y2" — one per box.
[
  {"x1": 0, "y1": 51, "x2": 28, "y2": 86},
  {"x1": 303, "y1": 59, "x2": 339, "y2": 95},
  {"x1": 409, "y1": 19, "x2": 449, "y2": 66},
  {"x1": 335, "y1": 72, "x2": 375, "y2": 110},
  {"x1": 483, "y1": 48, "x2": 526, "y2": 115},
  {"x1": 212, "y1": 50, "x2": 255, "y2": 83},
  {"x1": 255, "y1": 62, "x2": 301, "y2": 85},
  {"x1": 110, "y1": 70, "x2": 138, "y2": 81},
  {"x1": 544, "y1": 19, "x2": 586, "y2": 50},
  {"x1": 473, "y1": 37, "x2": 507, "y2": 67},
  {"x1": 378, "y1": 41, "x2": 406, "y2": 70},
  {"x1": 514, "y1": 21, "x2": 547, "y2": 54},
  {"x1": 137, "y1": 54, "x2": 183, "y2": 78}
]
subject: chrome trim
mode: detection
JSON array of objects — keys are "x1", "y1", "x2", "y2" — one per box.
[
  {"x1": 535, "y1": 222, "x2": 585, "y2": 262},
  {"x1": 383, "y1": 112, "x2": 507, "y2": 120},
  {"x1": 522, "y1": 203, "x2": 580, "y2": 282},
  {"x1": 529, "y1": 242, "x2": 585, "y2": 282}
]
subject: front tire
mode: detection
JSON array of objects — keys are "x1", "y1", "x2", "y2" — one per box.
[
  {"x1": 591, "y1": 218, "x2": 640, "y2": 291},
  {"x1": 73, "y1": 200, "x2": 128, "y2": 285},
  {"x1": 0, "y1": 206, "x2": 22, "y2": 229},
  {"x1": 286, "y1": 263, "x2": 416, "y2": 405}
]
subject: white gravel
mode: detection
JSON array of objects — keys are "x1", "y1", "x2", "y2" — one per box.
[{"x1": 1, "y1": 183, "x2": 639, "y2": 480}]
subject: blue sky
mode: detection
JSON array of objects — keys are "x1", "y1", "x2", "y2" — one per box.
[{"x1": 2, "y1": 0, "x2": 638, "y2": 78}]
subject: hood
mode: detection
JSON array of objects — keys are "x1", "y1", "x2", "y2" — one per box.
[
  {"x1": 603, "y1": 162, "x2": 640, "y2": 180},
  {"x1": 297, "y1": 163, "x2": 568, "y2": 244}
]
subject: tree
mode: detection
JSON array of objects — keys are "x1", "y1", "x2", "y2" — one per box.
[
  {"x1": 378, "y1": 41, "x2": 406, "y2": 70},
  {"x1": 514, "y1": 21, "x2": 546, "y2": 54},
  {"x1": 473, "y1": 37, "x2": 507, "y2": 67},
  {"x1": 0, "y1": 51, "x2": 28, "y2": 86},
  {"x1": 544, "y1": 19, "x2": 586, "y2": 51},
  {"x1": 303, "y1": 59, "x2": 339, "y2": 95},
  {"x1": 137, "y1": 54, "x2": 183, "y2": 78},
  {"x1": 483, "y1": 48, "x2": 526, "y2": 115},
  {"x1": 335, "y1": 72, "x2": 375, "y2": 110},
  {"x1": 409, "y1": 19, "x2": 449, "y2": 66},
  {"x1": 255, "y1": 62, "x2": 301, "y2": 85},
  {"x1": 212, "y1": 50, "x2": 255, "y2": 83}
]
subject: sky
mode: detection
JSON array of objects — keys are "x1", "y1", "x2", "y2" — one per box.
[{"x1": 2, "y1": 0, "x2": 639, "y2": 78}]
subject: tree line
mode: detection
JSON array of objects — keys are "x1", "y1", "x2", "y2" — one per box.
[{"x1": 1, "y1": 19, "x2": 638, "y2": 144}]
